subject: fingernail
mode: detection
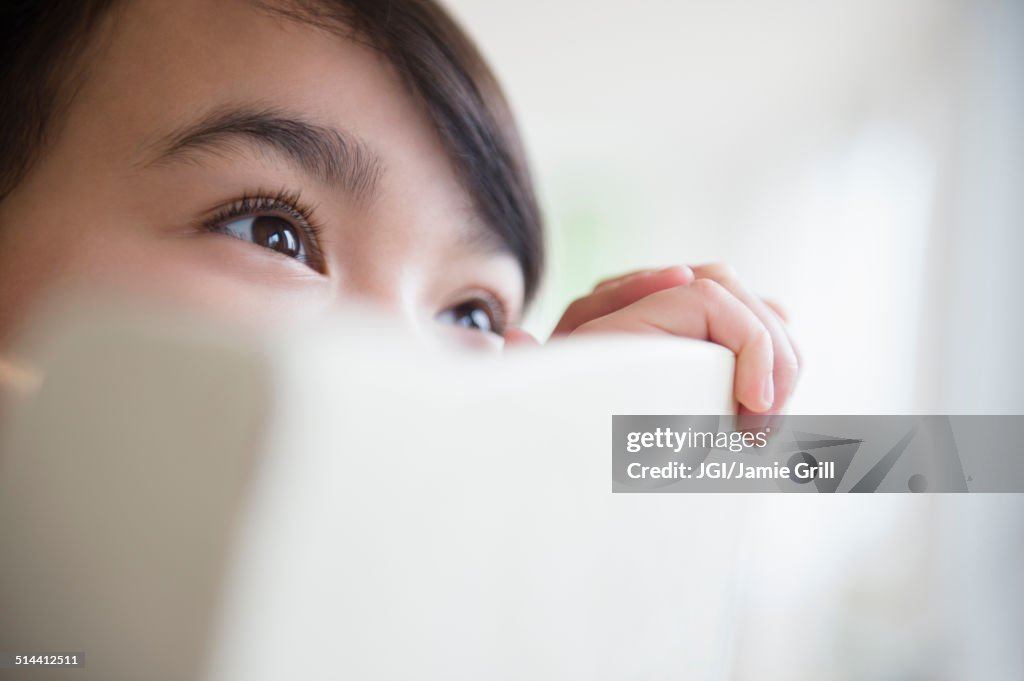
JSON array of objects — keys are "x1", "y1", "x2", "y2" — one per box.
[
  {"x1": 761, "y1": 373, "x2": 775, "y2": 410},
  {"x1": 658, "y1": 265, "x2": 694, "y2": 281}
]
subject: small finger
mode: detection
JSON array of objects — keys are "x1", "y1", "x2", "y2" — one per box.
[
  {"x1": 593, "y1": 265, "x2": 689, "y2": 292},
  {"x1": 691, "y1": 265, "x2": 799, "y2": 412},
  {"x1": 574, "y1": 280, "x2": 775, "y2": 412},
  {"x1": 553, "y1": 266, "x2": 693, "y2": 336}
]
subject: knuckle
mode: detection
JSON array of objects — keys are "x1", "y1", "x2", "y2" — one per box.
[
  {"x1": 565, "y1": 295, "x2": 590, "y2": 313},
  {"x1": 737, "y1": 322, "x2": 771, "y2": 356},
  {"x1": 702, "y1": 262, "x2": 739, "y2": 281},
  {"x1": 593, "y1": 274, "x2": 625, "y2": 290},
  {"x1": 692, "y1": 277, "x2": 725, "y2": 297}
]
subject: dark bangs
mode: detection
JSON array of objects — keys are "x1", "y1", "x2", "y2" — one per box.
[
  {"x1": 0, "y1": 0, "x2": 545, "y2": 302},
  {"x1": 257, "y1": 0, "x2": 545, "y2": 302}
]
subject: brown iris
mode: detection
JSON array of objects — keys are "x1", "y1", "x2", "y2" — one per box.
[{"x1": 251, "y1": 216, "x2": 301, "y2": 258}]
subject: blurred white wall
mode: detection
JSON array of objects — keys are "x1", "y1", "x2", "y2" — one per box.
[
  {"x1": 446, "y1": 0, "x2": 1024, "y2": 414},
  {"x1": 441, "y1": 3, "x2": 1024, "y2": 679},
  {"x1": 731, "y1": 495, "x2": 1024, "y2": 681}
]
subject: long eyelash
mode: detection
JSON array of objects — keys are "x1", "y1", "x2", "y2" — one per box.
[
  {"x1": 473, "y1": 290, "x2": 509, "y2": 335},
  {"x1": 200, "y1": 188, "x2": 327, "y2": 269}
]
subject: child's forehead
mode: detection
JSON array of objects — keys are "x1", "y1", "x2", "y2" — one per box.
[
  {"x1": 94, "y1": 0, "x2": 366, "y2": 67},
  {"x1": 51, "y1": 2, "x2": 510, "y2": 258},
  {"x1": 78, "y1": 0, "x2": 422, "y2": 156}
]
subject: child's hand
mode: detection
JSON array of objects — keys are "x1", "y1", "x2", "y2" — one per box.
[{"x1": 514, "y1": 265, "x2": 800, "y2": 414}]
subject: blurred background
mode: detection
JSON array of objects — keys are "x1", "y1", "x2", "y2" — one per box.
[
  {"x1": 447, "y1": 0, "x2": 1024, "y2": 415},
  {"x1": 443, "y1": 2, "x2": 1024, "y2": 679}
]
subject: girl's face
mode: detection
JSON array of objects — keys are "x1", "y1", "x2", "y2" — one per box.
[{"x1": 0, "y1": 0, "x2": 525, "y2": 352}]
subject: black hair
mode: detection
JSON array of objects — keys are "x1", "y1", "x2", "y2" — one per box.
[{"x1": 0, "y1": 0, "x2": 544, "y2": 301}]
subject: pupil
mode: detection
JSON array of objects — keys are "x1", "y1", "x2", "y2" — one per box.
[
  {"x1": 456, "y1": 305, "x2": 491, "y2": 333},
  {"x1": 252, "y1": 216, "x2": 300, "y2": 257}
]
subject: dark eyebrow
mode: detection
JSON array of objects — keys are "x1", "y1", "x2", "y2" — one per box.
[{"x1": 144, "y1": 106, "x2": 383, "y2": 200}]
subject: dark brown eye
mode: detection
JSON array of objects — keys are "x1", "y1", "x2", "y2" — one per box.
[
  {"x1": 436, "y1": 298, "x2": 505, "y2": 336},
  {"x1": 252, "y1": 216, "x2": 301, "y2": 257},
  {"x1": 217, "y1": 215, "x2": 311, "y2": 266}
]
